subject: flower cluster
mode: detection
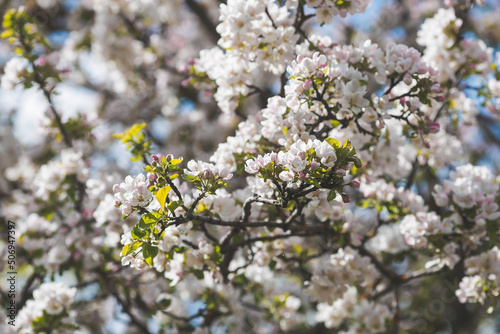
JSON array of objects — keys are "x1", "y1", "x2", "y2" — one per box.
[
  {"x1": 308, "y1": 247, "x2": 379, "y2": 304},
  {"x1": 32, "y1": 149, "x2": 89, "y2": 201},
  {"x1": 316, "y1": 287, "x2": 391, "y2": 332},
  {"x1": 0, "y1": 56, "x2": 27, "y2": 89},
  {"x1": 192, "y1": 0, "x2": 298, "y2": 113},
  {"x1": 433, "y1": 164, "x2": 500, "y2": 234},
  {"x1": 17, "y1": 282, "x2": 77, "y2": 333},
  {"x1": 113, "y1": 174, "x2": 153, "y2": 217},
  {"x1": 306, "y1": 0, "x2": 371, "y2": 25},
  {"x1": 417, "y1": 8, "x2": 493, "y2": 82},
  {"x1": 245, "y1": 138, "x2": 359, "y2": 202},
  {"x1": 456, "y1": 247, "x2": 500, "y2": 304}
]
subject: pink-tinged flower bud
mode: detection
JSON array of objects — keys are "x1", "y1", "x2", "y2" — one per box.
[
  {"x1": 317, "y1": 70, "x2": 324, "y2": 78},
  {"x1": 181, "y1": 78, "x2": 191, "y2": 87},
  {"x1": 38, "y1": 56, "x2": 45, "y2": 66},
  {"x1": 115, "y1": 200, "x2": 121, "y2": 206},
  {"x1": 400, "y1": 98, "x2": 406, "y2": 105},
  {"x1": 299, "y1": 173, "x2": 306, "y2": 180},
  {"x1": 188, "y1": 59, "x2": 195, "y2": 65},
  {"x1": 202, "y1": 169, "x2": 213, "y2": 179},
  {"x1": 424, "y1": 140, "x2": 431, "y2": 149},
  {"x1": 310, "y1": 161, "x2": 320, "y2": 170},
  {"x1": 417, "y1": 111, "x2": 425, "y2": 117},
  {"x1": 152, "y1": 155, "x2": 160, "y2": 161},
  {"x1": 179, "y1": 65, "x2": 188, "y2": 73},
  {"x1": 341, "y1": 193, "x2": 351, "y2": 203},
  {"x1": 113, "y1": 184, "x2": 120, "y2": 193},
  {"x1": 151, "y1": 161, "x2": 159, "y2": 167},
  {"x1": 403, "y1": 73, "x2": 413, "y2": 85},
  {"x1": 147, "y1": 173, "x2": 157, "y2": 181},
  {"x1": 429, "y1": 123, "x2": 440, "y2": 133},
  {"x1": 435, "y1": 95, "x2": 445, "y2": 102},
  {"x1": 303, "y1": 79, "x2": 312, "y2": 90},
  {"x1": 336, "y1": 168, "x2": 346, "y2": 176},
  {"x1": 431, "y1": 83, "x2": 442, "y2": 93},
  {"x1": 349, "y1": 180, "x2": 360, "y2": 188},
  {"x1": 166, "y1": 154, "x2": 174, "y2": 162}
]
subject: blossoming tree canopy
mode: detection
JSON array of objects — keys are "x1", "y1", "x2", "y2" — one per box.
[{"x1": 2, "y1": 0, "x2": 500, "y2": 333}]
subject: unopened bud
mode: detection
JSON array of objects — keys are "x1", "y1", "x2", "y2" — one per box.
[
  {"x1": 403, "y1": 73, "x2": 413, "y2": 85},
  {"x1": 152, "y1": 155, "x2": 160, "y2": 161},
  {"x1": 310, "y1": 161, "x2": 320, "y2": 170},
  {"x1": 303, "y1": 79, "x2": 312, "y2": 90},
  {"x1": 202, "y1": 169, "x2": 213, "y2": 179},
  {"x1": 435, "y1": 95, "x2": 445, "y2": 102},
  {"x1": 429, "y1": 123, "x2": 440, "y2": 133},
  {"x1": 166, "y1": 154, "x2": 174, "y2": 162},
  {"x1": 431, "y1": 83, "x2": 442, "y2": 93},
  {"x1": 424, "y1": 140, "x2": 431, "y2": 149},
  {"x1": 349, "y1": 180, "x2": 360, "y2": 188},
  {"x1": 341, "y1": 193, "x2": 351, "y2": 203},
  {"x1": 336, "y1": 168, "x2": 346, "y2": 176},
  {"x1": 147, "y1": 173, "x2": 157, "y2": 182}
]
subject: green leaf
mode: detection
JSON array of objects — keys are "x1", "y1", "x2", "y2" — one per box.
[
  {"x1": 192, "y1": 269, "x2": 204, "y2": 280},
  {"x1": 327, "y1": 189, "x2": 337, "y2": 202},
  {"x1": 139, "y1": 211, "x2": 161, "y2": 229},
  {"x1": 131, "y1": 225, "x2": 147, "y2": 240},
  {"x1": 142, "y1": 244, "x2": 158, "y2": 266},
  {"x1": 122, "y1": 241, "x2": 142, "y2": 256},
  {"x1": 349, "y1": 156, "x2": 363, "y2": 168},
  {"x1": 156, "y1": 186, "x2": 171, "y2": 211},
  {"x1": 182, "y1": 174, "x2": 196, "y2": 182},
  {"x1": 167, "y1": 200, "x2": 183, "y2": 212}
]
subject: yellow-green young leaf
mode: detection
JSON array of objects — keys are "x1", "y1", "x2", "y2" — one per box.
[
  {"x1": 142, "y1": 244, "x2": 158, "y2": 266},
  {"x1": 0, "y1": 29, "x2": 14, "y2": 39},
  {"x1": 112, "y1": 122, "x2": 147, "y2": 142},
  {"x1": 128, "y1": 122, "x2": 147, "y2": 137},
  {"x1": 325, "y1": 138, "x2": 341, "y2": 148},
  {"x1": 170, "y1": 158, "x2": 183, "y2": 165},
  {"x1": 156, "y1": 186, "x2": 171, "y2": 211},
  {"x1": 122, "y1": 241, "x2": 142, "y2": 256}
]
